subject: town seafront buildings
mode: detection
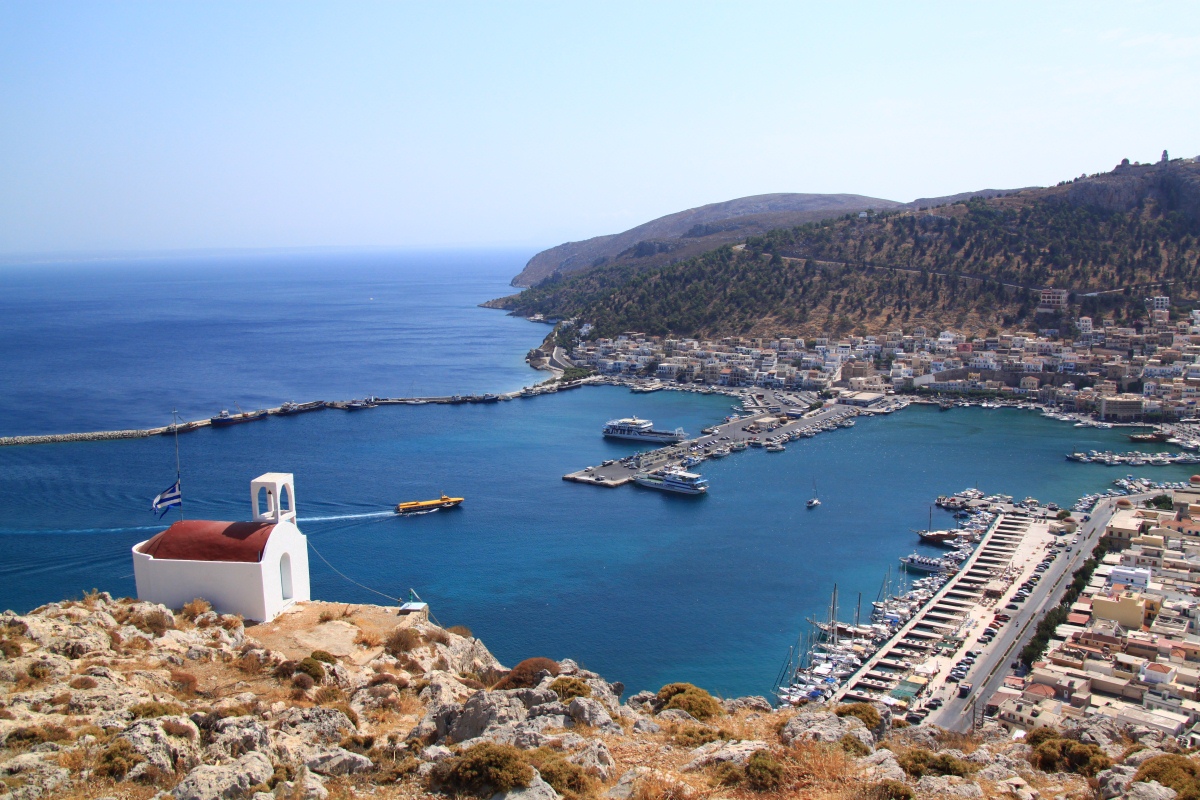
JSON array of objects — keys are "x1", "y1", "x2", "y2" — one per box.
[
  {"x1": 989, "y1": 479, "x2": 1200, "y2": 745},
  {"x1": 566, "y1": 297, "x2": 1200, "y2": 421}
]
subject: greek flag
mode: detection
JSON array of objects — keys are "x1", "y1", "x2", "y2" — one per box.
[{"x1": 151, "y1": 480, "x2": 182, "y2": 518}]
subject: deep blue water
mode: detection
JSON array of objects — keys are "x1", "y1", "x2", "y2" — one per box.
[{"x1": 0, "y1": 250, "x2": 1194, "y2": 699}]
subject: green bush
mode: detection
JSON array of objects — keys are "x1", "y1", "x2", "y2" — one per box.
[
  {"x1": 1132, "y1": 754, "x2": 1200, "y2": 800},
  {"x1": 870, "y1": 778, "x2": 915, "y2": 800},
  {"x1": 896, "y1": 748, "x2": 974, "y2": 779},
  {"x1": 527, "y1": 748, "x2": 597, "y2": 800},
  {"x1": 310, "y1": 650, "x2": 337, "y2": 664},
  {"x1": 1032, "y1": 737, "x2": 1112, "y2": 777},
  {"x1": 658, "y1": 683, "x2": 721, "y2": 721},
  {"x1": 129, "y1": 701, "x2": 184, "y2": 719},
  {"x1": 296, "y1": 657, "x2": 326, "y2": 683},
  {"x1": 672, "y1": 725, "x2": 726, "y2": 747},
  {"x1": 710, "y1": 761, "x2": 744, "y2": 787},
  {"x1": 1023, "y1": 726, "x2": 1061, "y2": 749},
  {"x1": 493, "y1": 657, "x2": 560, "y2": 690},
  {"x1": 433, "y1": 742, "x2": 533, "y2": 796},
  {"x1": 744, "y1": 750, "x2": 784, "y2": 792},
  {"x1": 840, "y1": 733, "x2": 872, "y2": 757},
  {"x1": 549, "y1": 676, "x2": 592, "y2": 702},
  {"x1": 835, "y1": 703, "x2": 882, "y2": 731}
]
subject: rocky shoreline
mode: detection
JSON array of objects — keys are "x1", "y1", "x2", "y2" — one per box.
[{"x1": 0, "y1": 595, "x2": 1188, "y2": 800}]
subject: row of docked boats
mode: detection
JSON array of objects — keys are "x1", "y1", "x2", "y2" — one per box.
[{"x1": 1066, "y1": 449, "x2": 1200, "y2": 466}]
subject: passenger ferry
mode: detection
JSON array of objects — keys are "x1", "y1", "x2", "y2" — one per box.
[
  {"x1": 633, "y1": 468, "x2": 709, "y2": 495},
  {"x1": 396, "y1": 494, "x2": 464, "y2": 514},
  {"x1": 899, "y1": 552, "x2": 951, "y2": 573},
  {"x1": 602, "y1": 417, "x2": 687, "y2": 443}
]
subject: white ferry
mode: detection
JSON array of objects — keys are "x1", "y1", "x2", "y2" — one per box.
[
  {"x1": 899, "y1": 553, "x2": 950, "y2": 573},
  {"x1": 602, "y1": 417, "x2": 687, "y2": 443},
  {"x1": 633, "y1": 468, "x2": 709, "y2": 495}
]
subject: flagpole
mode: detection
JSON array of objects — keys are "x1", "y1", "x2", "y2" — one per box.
[{"x1": 172, "y1": 409, "x2": 183, "y2": 521}]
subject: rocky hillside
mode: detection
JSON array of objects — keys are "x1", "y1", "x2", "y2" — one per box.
[
  {"x1": 494, "y1": 157, "x2": 1200, "y2": 338},
  {"x1": 0, "y1": 594, "x2": 1190, "y2": 800}
]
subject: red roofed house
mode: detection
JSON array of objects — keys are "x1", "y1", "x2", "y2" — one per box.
[{"x1": 132, "y1": 473, "x2": 310, "y2": 622}]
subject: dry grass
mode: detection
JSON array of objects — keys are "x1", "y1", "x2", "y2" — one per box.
[{"x1": 179, "y1": 598, "x2": 212, "y2": 622}]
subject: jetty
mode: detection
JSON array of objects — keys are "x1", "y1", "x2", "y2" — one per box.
[{"x1": 0, "y1": 377, "x2": 605, "y2": 448}]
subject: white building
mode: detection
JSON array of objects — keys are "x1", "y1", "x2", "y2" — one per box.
[{"x1": 132, "y1": 472, "x2": 311, "y2": 622}]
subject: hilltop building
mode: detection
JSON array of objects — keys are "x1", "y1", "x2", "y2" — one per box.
[{"x1": 132, "y1": 472, "x2": 310, "y2": 622}]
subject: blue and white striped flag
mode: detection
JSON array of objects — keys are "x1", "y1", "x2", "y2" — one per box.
[{"x1": 151, "y1": 480, "x2": 182, "y2": 518}]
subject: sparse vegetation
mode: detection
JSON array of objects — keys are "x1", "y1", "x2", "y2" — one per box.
[
  {"x1": 527, "y1": 747, "x2": 597, "y2": 800},
  {"x1": 839, "y1": 733, "x2": 872, "y2": 757},
  {"x1": 835, "y1": 703, "x2": 881, "y2": 731},
  {"x1": 549, "y1": 676, "x2": 592, "y2": 702},
  {"x1": 744, "y1": 749, "x2": 784, "y2": 791},
  {"x1": 1030, "y1": 734, "x2": 1112, "y2": 777},
  {"x1": 179, "y1": 598, "x2": 212, "y2": 621},
  {"x1": 447, "y1": 625, "x2": 473, "y2": 638},
  {"x1": 657, "y1": 682, "x2": 722, "y2": 720},
  {"x1": 895, "y1": 748, "x2": 975, "y2": 779},
  {"x1": 310, "y1": 649, "x2": 337, "y2": 664},
  {"x1": 95, "y1": 738, "x2": 145, "y2": 780},
  {"x1": 69, "y1": 675, "x2": 97, "y2": 690},
  {"x1": 384, "y1": 627, "x2": 422, "y2": 656},
  {"x1": 1133, "y1": 753, "x2": 1200, "y2": 800},
  {"x1": 869, "y1": 778, "x2": 915, "y2": 800},
  {"x1": 493, "y1": 657, "x2": 561, "y2": 690},
  {"x1": 295, "y1": 657, "x2": 326, "y2": 683},
  {"x1": 129, "y1": 701, "x2": 183, "y2": 719}
]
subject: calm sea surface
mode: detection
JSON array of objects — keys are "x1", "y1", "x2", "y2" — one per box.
[{"x1": 0, "y1": 250, "x2": 1192, "y2": 698}]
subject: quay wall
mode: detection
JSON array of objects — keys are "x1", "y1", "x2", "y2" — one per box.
[{"x1": 0, "y1": 429, "x2": 162, "y2": 447}]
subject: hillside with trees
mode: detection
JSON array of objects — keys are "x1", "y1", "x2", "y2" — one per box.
[{"x1": 491, "y1": 156, "x2": 1200, "y2": 338}]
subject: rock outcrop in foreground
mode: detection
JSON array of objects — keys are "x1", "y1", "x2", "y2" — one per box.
[{"x1": 0, "y1": 595, "x2": 1188, "y2": 799}]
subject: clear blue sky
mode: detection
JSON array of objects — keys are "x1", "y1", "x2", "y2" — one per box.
[{"x1": 1, "y1": 2, "x2": 1197, "y2": 255}]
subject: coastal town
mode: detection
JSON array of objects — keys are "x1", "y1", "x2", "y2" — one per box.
[{"x1": 559, "y1": 292, "x2": 1200, "y2": 422}]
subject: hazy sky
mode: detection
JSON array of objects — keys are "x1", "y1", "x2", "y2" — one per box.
[{"x1": 2, "y1": 2, "x2": 1198, "y2": 255}]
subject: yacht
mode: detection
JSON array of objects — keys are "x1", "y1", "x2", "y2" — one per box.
[
  {"x1": 602, "y1": 417, "x2": 687, "y2": 443},
  {"x1": 633, "y1": 468, "x2": 709, "y2": 495},
  {"x1": 899, "y1": 553, "x2": 950, "y2": 573},
  {"x1": 766, "y1": 442, "x2": 786, "y2": 452},
  {"x1": 807, "y1": 479, "x2": 820, "y2": 508},
  {"x1": 710, "y1": 446, "x2": 730, "y2": 458}
]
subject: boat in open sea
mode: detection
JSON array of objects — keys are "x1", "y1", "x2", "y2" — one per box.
[
  {"x1": 633, "y1": 468, "x2": 708, "y2": 495},
  {"x1": 602, "y1": 417, "x2": 687, "y2": 443},
  {"x1": 210, "y1": 408, "x2": 268, "y2": 427},
  {"x1": 395, "y1": 494, "x2": 464, "y2": 514}
]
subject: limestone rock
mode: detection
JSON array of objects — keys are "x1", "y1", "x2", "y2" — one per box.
[
  {"x1": 204, "y1": 715, "x2": 273, "y2": 759},
  {"x1": 858, "y1": 748, "x2": 906, "y2": 783},
  {"x1": 510, "y1": 688, "x2": 559, "y2": 710},
  {"x1": 656, "y1": 708, "x2": 698, "y2": 724},
  {"x1": 528, "y1": 701, "x2": 570, "y2": 719},
  {"x1": 682, "y1": 739, "x2": 766, "y2": 771},
  {"x1": 721, "y1": 696, "x2": 773, "y2": 714},
  {"x1": 419, "y1": 671, "x2": 474, "y2": 706},
  {"x1": 632, "y1": 717, "x2": 661, "y2": 734},
  {"x1": 605, "y1": 767, "x2": 694, "y2": 800},
  {"x1": 407, "y1": 702, "x2": 461, "y2": 743},
  {"x1": 1098, "y1": 765, "x2": 1138, "y2": 799},
  {"x1": 568, "y1": 739, "x2": 617, "y2": 781},
  {"x1": 119, "y1": 717, "x2": 201, "y2": 781},
  {"x1": 271, "y1": 765, "x2": 328, "y2": 800},
  {"x1": 0, "y1": 752, "x2": 71, "y2": 800},
  {"x1": 1121, "y1": 781, "x2": 1178, "y2": 800},
  {"x1": 421, "y1": 745, "x2": 453, "y2": 762},
  {"x1": 1125, "y1": 748, "x2": 1166, "y2": 768},
  {"x1": 567, "y1": 696, "x2": 619, "y2": 732},
  {"x1": 779, "y1": 710, "x2": 873, "y2": 749},
  {"x1": 488, "y1": 768, "x2": 560, "y2": 800},
  {"x1": 304, "y1": 746, "x2": 374, "y2": 776},
  {"x1": 273, "y1": 706, "x2": 356, "y2": 743},
  {"x1": 171, "y1": 751, "x2": 273, "y2": 800},
  {"x1": 449, "y1": 691, "x2": 529, "y2": 743},
  {"x1": 625, "y1": 691, "x2": 656, "y2": 711},
  {"x1": 913, "y1": 774, "x2": 984, "y2": 798}
]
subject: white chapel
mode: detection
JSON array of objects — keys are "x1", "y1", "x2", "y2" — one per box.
[{"x1": 132, "y1": 472, "x2": 311, "y2": 622}]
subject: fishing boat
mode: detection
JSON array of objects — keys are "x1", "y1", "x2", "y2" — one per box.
[
  {"x1": 395, "y1": 494, "x2": 464, "y2": 514},
  {"x1": 730, "y1": 440, "x2": 748, "y2": 452},
  {"x1": 766, "y1": 442, "x2": 786, "y2": 452},
  {"x1": 210, "y1": 408, "x2": 268, "y2": 427}
]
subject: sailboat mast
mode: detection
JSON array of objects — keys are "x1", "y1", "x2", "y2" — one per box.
[{"x1": 172, "y1": 409, "x2": 183, "y2": 521}]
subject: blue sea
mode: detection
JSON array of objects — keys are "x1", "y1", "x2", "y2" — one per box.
[{"x1": 0, "y1": 249, "x2": 1193, "y2": 699}]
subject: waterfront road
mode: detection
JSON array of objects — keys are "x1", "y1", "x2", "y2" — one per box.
[{"x1": 925, "y1": 496, "x2": 1125, "y2": 731}]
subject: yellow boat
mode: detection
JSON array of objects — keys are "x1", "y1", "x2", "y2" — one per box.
[{"x1": 395, "y1": 494, "x2": 464, "y2": 514}]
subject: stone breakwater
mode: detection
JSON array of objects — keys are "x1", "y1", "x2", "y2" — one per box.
[
  {"x1": 0, "y1": 429, "x2": 161, "y2": 447},
  {"x1": 0, "y1": 594, "x2": 1183, "y2": 800}
]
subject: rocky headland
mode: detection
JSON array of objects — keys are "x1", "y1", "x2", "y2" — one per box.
[{"x1": 0, "y1": 595, "x2": 1190, "y2": 800}]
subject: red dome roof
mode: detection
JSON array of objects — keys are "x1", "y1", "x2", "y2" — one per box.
[
  {"x1": 137, "y1": 520, "x2": 276, "y2": 563},
  {"x1": 1191, "y1": 474, "x2": 1200, "y2": 484}
]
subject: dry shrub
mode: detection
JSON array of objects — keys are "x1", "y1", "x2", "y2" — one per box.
[
  {"x1": 840, "y1": 733, "x2": 872, "y2": 757},
  {"x1": 745, "y1": 749, "x2": 784, "y2": 791},
  {"x1": 292, "y1": 672, "x2": 315, "y2": 691},
  {"x1": 295, "y1": 657, "x2": 326, "y2": 683},
  {"x1": 447, "y1": 625, "x2": 473, "y2": 638},
  {"x1": 433, "y1": 741, "x2": 533, "y2": 796},
  {"x1": 868, "y1": 778, "x2": 915, "y2": 800},
  {"x1": 96, "y1": 738, "x2": 145, "y2": 780},
  {"x1": 331, "y1": 701, "x2": 359, "y2": 728},
  {"x1": 129, "y1": 701, "x2": 183, "y2": 719},
  {"x1": 179, "y1": 598, "x2": 212, "y2": 621},
  {"x1": 426, "y1": 627, "x2": 451, "y2": 645},
  {"x1": 162, "y1": 719, "x2": 196, "y2": 740},
  {"x1": 895, "y1": 747, "x2": 975, "y2": 779},
  {"x1": 1023, "y1": 725, "x2": 1061, "y2": 748},
  {"x1": 710, "y1": 761, "x2": 744, "y2": 787},
  {"x1": 527, "y1": 747, "x2": 597, "y2": 800},
  {"x1": 0, "y1": 639, "x2": 22, "y2": 659},
  {"x1": 787, "y1": 740, "x2": 856, "y2": 788},
  {"x1": 0, "y1": 709, "x2": 14, "y2": 720},
  {"x1": 340, "y1": 733, "x2": 376, "y2": 754},
  {"x1": 27, "y1": 661, "x2": 53, "y2": 681},
  {"x1": 384, "y1": 627, "x2": 422, "y2": 656},
  {"x1": 393, "y1": 689, "x2": 423, "y2": 715},
  {"x1": 69, "y1": 676, "x2": 98, "y2": 690},
  {"x1": 630, "y1": 772, "x2": 692, "y2": 800},
  {"x1": 658, "y1": 683, "x2": 721, "y2": 721},
  {"x1": 2, "y1": 618, "x2": 29, "y2": 636},
  {"x1": 1025, "y1": 729, "x2": 1112, "y2": 778},
  {"x1": 124, "y1": 635, "x2": 152, "y2": 652},
  {"x1": 314, "y1": 686, "x2": 345, "y2": 704},
  {"x1": 354, "y1": 629, "x2": 383, "y2": 648},
  {"x1": 319, "y1": 608, "x2": 339, "y2": 623},
  {"x1": 5, "y1": 724, "x2": 72, "y2": 748},
  {"x1": 672, "y1": 725, "x2": 730, "y2": 747},
  {"x1": 236, "y1": 651, "x2": 264, "y2": 675},
  {"x1": 170, "y1": 669, "x2": 199, "y2": 695},
  {"x1": 549, "y1": 676, "x2": 592, "y2": 702},
  {"x1": 219, "y1": 614, "x2": 243, "y2": 631},
  {"x1": 139, "y1": 610, "x2": 173, "y2": 637},
  {"x1": 493, "y1": 657, "x2": 561, "y2": 690},
  {"x1": 835, "y1": 703, "x2": 881, "y2": 731}
]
